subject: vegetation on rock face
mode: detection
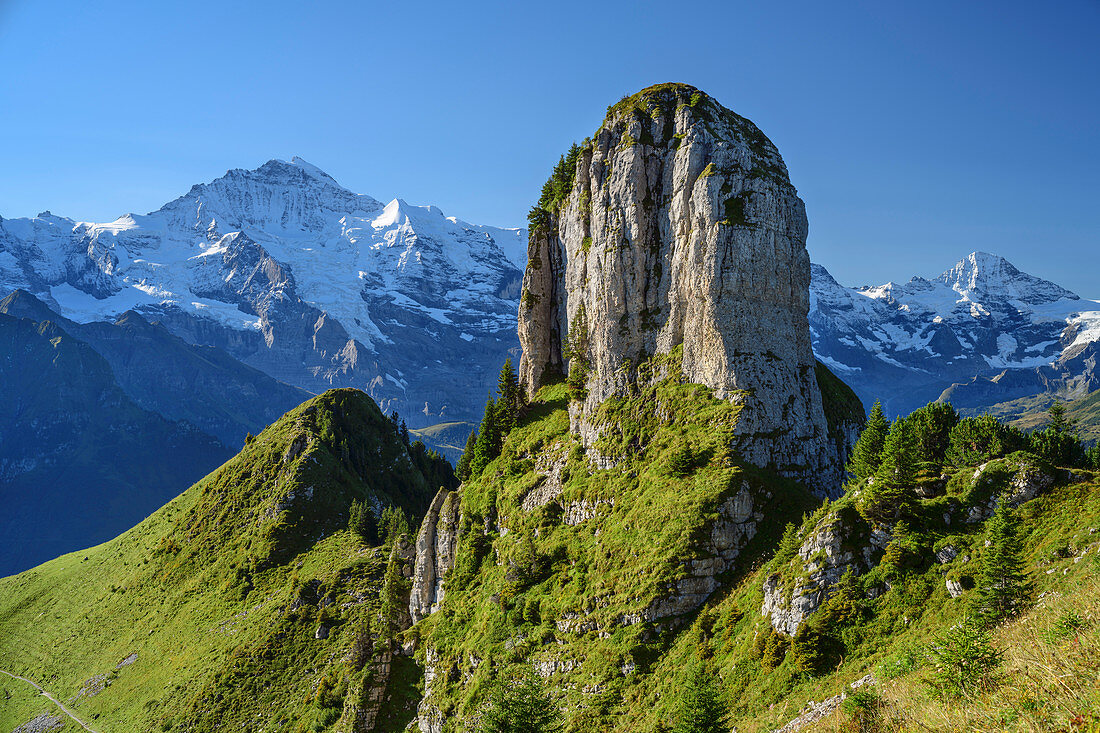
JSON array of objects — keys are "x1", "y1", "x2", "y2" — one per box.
[
  {"x1": 480, "y1": 668, "x2": 564, "y2": 733},
  {"x1": 0, "y1": 388, "x2": 453, "y2": 733},
  {"x1": 528, "y1": 143, "x2": 584, "y2": 234},
  {"x1": 745, "y1": 393, "x2": 1100, "y2": 732},
  {"x1": 416, "y1": 349, "x2": 823, "y2": 731},
  {"x1": 423, "y1": 351, "x2": 1100, "y2": 733}
]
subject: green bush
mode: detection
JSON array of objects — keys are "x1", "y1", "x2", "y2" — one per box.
[
  {"x1": 923, "y1": 617, "x2": 1003, "y2": 699},
  {"x1": 841, "y1": 687, "x2": 881, "y2": 729}
]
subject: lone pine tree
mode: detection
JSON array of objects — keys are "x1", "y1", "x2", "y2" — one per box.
[
  {"x1": 971, "y1": 497, "x2": 1031, "y2": 627},
  {"x1": 847, "y1": 400, "x2": 888, "y2": 480}
]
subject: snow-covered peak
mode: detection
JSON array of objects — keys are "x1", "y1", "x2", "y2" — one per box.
[
  {"x1": 287, "y1": 156, "x2": 339, "y2": 185},
  {"x1": 371, "y1": 198, "x2": 450, "y2": 231},
  {"x1": 938, "y1": 251, "x2": 1078, "y2": 304}
]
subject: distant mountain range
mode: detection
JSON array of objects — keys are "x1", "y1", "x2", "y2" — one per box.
[
  {"x1": 2, "y1": 160, "x2": 1097, "y2": 575},
  {"x1": 809, "y1": 252, "x2": 1100, "y2": 417},
  {"x1": 0, "y1": 157, "x2": 525, "y2": 428},
  {"x1": 3, "y1": 159, "x2": 1095, "y2": 428},
  {"x1": 0, "y1": 289, "x2": 311, "y2": 575}
]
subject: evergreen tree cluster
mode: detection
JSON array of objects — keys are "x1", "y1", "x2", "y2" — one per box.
[
  {"x1": 347, "y1": 498, "x2": 378, "y2": 545},
  {"x1": 379, "y1": 505, "x2": 410, "y2": 545},
  {"x1": 847, "y1": 398, "x2": 1095, "y2": 525},
  {"x1": 456, "y1": 359, "x2": 524, "y2": 482},
  {"x1": 527, "y1": 143, "x2": 584, "y2": 233},
  {"x1": 479, "y1": 668, "x2": 563, "y2": 733}
]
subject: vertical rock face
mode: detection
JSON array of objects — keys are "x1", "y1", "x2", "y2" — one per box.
[
  {"x1": 409, "y1": 488, "x2": 462, "y2": 623},
  {"x1": 519, "y1": 83, "x2": 834, "y2": 482}
]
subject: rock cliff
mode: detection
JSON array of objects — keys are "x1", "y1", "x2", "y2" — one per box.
[{"x1": 518, "y1": 83, "x2": 838, "y2": 486}]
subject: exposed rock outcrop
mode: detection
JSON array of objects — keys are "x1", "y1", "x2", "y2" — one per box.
[
  {"x1": 409, "y1": 488, "x2": 462, "y2": 623},
  {"x1": 762, "y1": 516, "x2": 875, "y2": 636},
  {"x1": 518, "y1": 83, "x2": 844, "y2": 489}
]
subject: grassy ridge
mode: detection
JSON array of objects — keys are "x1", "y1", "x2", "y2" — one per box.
[{"x1": 0, "y1": 389, "x2": 449, "y2": 733}]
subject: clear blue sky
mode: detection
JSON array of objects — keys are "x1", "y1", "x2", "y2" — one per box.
[{"x1": 1, "y1": 0, "x2": 1097, "y2": 294}]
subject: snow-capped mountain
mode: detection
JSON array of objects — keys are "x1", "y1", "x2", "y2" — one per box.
[
  {"x1": 810, "y1": 252, "x2": 1100, "y2": 416},
  {"x1": 0, "y1": 158, "x2": 526, "y2": 425},
  {"x1": 3, "y1": 159, "x2": 1095, "y2": 426}
]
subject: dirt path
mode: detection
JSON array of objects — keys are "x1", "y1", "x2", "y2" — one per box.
[{"x1": 0, "y1": 669, "x2": 101, "y2": 732}]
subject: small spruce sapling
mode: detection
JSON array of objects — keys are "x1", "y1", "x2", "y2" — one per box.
[
  {"x1": 378, "y1": 547, "x2": 408, "y2": 649},
  {"x1": 456, "y1": 427, "x2": 478, "y2": 482},
  {"x1": 471, "y1": 397, "x2": 502, "y2": 477},
  {"x1": 497, "y1": 358, "x2": 521, "y2": 435},
  {"x1": 480, "y1": 668, "x2": 563, "y2": 733},
  {"x1": 970, "y1": 497, "x2": 1032, "y2": 627},
  {"x1": 671, "y1": 656, "x2": 726, "y2": 733},
  {"x1": 924, "y1": 617, "x2": 1002, "y2": 699}
]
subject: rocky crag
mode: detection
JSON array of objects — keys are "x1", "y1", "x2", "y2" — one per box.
[
  {"x1": 405, "y1": 84, "x2": 865, "y2": 732},
  {"x1": 518, "y1": 83, "x2": 844, "y2": 488}
]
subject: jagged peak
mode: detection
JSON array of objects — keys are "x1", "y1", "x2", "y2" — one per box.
[
  {"x1": 938, "y1": 251, "x2": 1079, "y2": 302},
  {"x1": 251, "y1": 157, "x2": 343, "y2": 188},
  {"x1": 287, "y1": 156, "x2": 338, "y2": 184},
  {"x1": 371, "y1": 198, "x2": 450, "y2": 231},
  {"x1": 809, "y1": 263, "x2": 843, "y2": 288}
]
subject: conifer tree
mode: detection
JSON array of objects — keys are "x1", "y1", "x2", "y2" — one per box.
[
  {"x1": 946, "y1": 414, "x2": 1007, "y2": 467},
  {"x1": 480, "y1": 668, "x2": 563, "y2": 733},
  {"x1": 497, "y1": 358, "x2": 521, "y2": 435},
  {"x1": 671, "y1": 657, "x2": 726, "y2": 733},
  {"x1": 859, "y1": 418, "x2": 918, "y2": 522},
  {"x1": 348, "y1": 498, "x2": 378, "y2": 545},
  {"x1": 882, "y1": 519, "x2": 913, "y2": 572},
  {"x1": 876, "y1": 418, "x2": 919, "y2": 487},
  {"x1": 971, "y1": 497, "x2": 1031, "y2": 627},
  {"x1": 1087, "y1": 443, "x2": 1100, "y2": 470},
  {"x1": 471, "y1": 397, "x2": 502, "y2": 477},
  {"x1": 456, "y1": 428, "x2": 478, "y2": 482},
  {"x1": 378, "y1": 547, "x2": 408, "y2": 648},
  {"x1": 380, "y1": 505, "x2": 410, "y2": 545},
  {"x1": 1047, "y1": 400, "x2": 1070, "y2": 434},
  {"x1": 909, "y1": 401, "x2": 959, "y2": 465},
  {"x1": 847, "y1": 400, "x2": 889, "y2": 480},
  {"x1": 666, "y1": 438, "x2": 694, "y2": 477}
]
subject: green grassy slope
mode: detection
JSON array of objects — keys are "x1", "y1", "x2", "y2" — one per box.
[
  {"x1": 412, "y1": 354, "x2": 862, "y2": 730},
  {"x1": 0, "y1": 389, "x2": 453, "y2": 733},
  {"x1": 652, "y1": 463, "x2": 1100, "y2": 732},
  {"x1": 409, "y1": 353, "x2": 1099, "y2": 731}
]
